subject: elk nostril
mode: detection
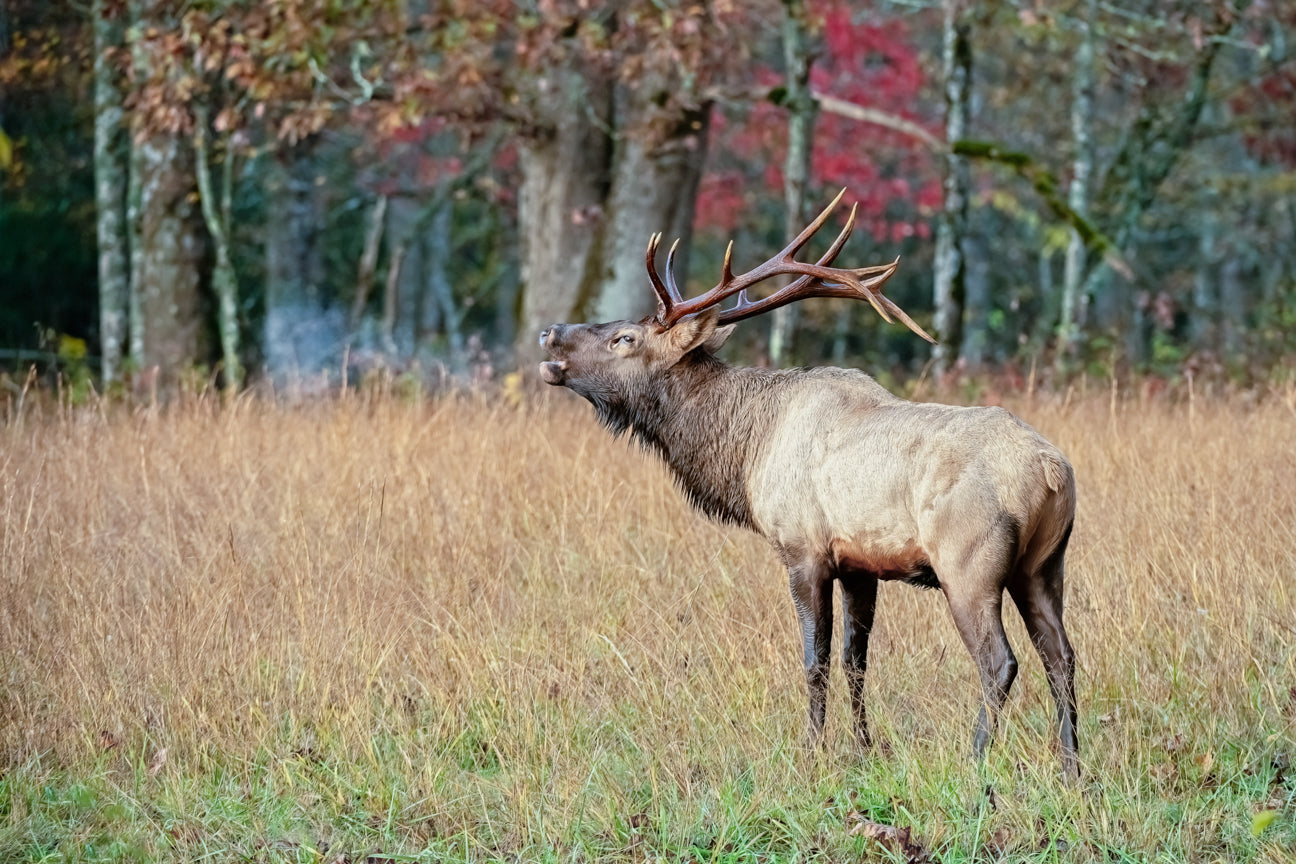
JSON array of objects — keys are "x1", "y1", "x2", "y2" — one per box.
[{"x1": 540, "y1": 325, "x2": 565, "y2": 349}]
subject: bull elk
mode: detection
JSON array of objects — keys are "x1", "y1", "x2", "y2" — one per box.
[{"x1": 539, "y1": 191, "x2": 1079, "y2": 779}]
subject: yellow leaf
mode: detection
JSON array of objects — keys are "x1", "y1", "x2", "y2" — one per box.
[
  {"x1": 1251, "y1": 809, "x2": 1278, "y2": 837},
  {"x1": 0, "y1": 128, "x2": 13, "y2": 171},
  {"x1": 58, "y1": 335, "x2": 88, "y2": 362}
]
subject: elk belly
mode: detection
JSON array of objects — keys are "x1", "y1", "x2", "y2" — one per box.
[{"x1": 829, "y1": 537, "x2": 937, "y2": 586}]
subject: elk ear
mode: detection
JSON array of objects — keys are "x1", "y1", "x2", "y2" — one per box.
[
  {"x1": 701, "y1": 323, "x2": 735, "y2": 354},
  {"x1": 664, "y1": 308, "x2": 723, "y2": 357}
]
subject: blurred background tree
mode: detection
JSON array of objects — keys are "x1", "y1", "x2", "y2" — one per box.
[{"x1": 1, "y1": 0, "x2": 1293, "y2": 393}]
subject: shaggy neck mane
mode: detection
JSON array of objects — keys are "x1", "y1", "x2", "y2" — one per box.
[{"x1": 591, "y1": 351, "x2": 783, "y2": 529}]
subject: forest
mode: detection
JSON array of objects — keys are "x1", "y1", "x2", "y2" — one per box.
[{"x1": 2, "y1": 0, "x2": 1294, "y2": 394}]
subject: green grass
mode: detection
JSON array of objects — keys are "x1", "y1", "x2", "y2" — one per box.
[{"x1": 5, "y1": 715, "x2": 1292, "y2": 861}]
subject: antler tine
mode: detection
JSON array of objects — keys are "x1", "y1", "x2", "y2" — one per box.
[
  {"x1": 818, "y1": 202, "x2": 859, "y2": 273},
  {"x1": 783, "y1": 186, "x2": 848, "y2": 261},
  {"x1": 664, "y1": 238, "x2": 684, "y2": 304},
  {"x1": 869, "y1": 281, "x2": 936, "y2": 342},
  {"x1": 645, "y1": 232, "x2": 672, "y2": 319},
  {"x1": 767, "y1": 187, "x2": 850, "y2": 266}
]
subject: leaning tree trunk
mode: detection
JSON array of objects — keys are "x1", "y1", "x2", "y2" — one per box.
[
  {"x1": 769, "y1": 0, "x2": 817, "y2": 367},
  {"x1": 348, "y1": 194, "x2": 388, "y2": 336},
  {"x1": 516, "y1": 68, "x2": 613, "y2": 366},
  {"x1": 931, "y1": 0, "x2": 972, "y2": 378},
  {"x1": 193, "y1": 104, "x2": 242, "y2": 390},
  {"x1": 93, "y1": 0, "x2": 130, "y2": 387},
  {"x1": 593, "y1": 92, "x2": 710, "y2": 324}
]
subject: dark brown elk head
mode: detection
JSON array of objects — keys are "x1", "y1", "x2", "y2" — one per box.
[{"x1": 539, "y1": 189, "x2": 935, "y2": 416}]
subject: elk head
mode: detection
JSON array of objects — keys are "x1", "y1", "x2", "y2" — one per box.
[
  {"x1": 539, "y1": 314, "x2": 731, "y2": 403},
  {"x1": 539, "y1": 189, "x2": 934, "y2": 399}
]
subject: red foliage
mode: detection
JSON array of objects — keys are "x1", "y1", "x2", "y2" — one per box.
[
  {"x1": 1229, "y1": 3, "x2": 1296, "y2": 167},
  {"x1": 1233, "y1": 64, "x2": 1296, "y2": 166},
  {"x1": 694, "y1": 168, "x2": 749, "y2": 234},
  {"x1": 696, "y1": 1, "x2": 940, "y2": 243}
]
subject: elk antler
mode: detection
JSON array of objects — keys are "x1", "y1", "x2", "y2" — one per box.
[{"x1": 645, "y1": 189, "x2": 935, "y2": 343}]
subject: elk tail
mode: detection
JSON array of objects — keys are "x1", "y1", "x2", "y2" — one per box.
[{"x1": 1040, "y1": 450, "x2": 1070, "y2": 494}]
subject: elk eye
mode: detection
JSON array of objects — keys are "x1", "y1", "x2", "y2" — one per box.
[{"x1": 613, "y1": 333, "x2": 636, "y2": 347}]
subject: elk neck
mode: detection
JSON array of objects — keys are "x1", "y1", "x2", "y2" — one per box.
[{"x1": 600, "y1": 350, "x2": 784, "y2": 530}]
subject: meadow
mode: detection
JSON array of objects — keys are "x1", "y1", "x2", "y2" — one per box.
[{"x1": 1, "y1": 378, "x2": 1293, "y2": 862}]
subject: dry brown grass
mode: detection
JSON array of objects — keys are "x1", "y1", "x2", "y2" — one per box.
[{"x1": 1, "y1": 382, "x2": 1293, "y2": 861}]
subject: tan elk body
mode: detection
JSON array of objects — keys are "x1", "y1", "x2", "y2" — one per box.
[{"x1": 539, "y1": 192, "x2": 1079, "y2": 779}]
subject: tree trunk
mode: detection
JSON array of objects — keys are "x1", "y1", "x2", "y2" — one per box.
[
  {"x1": 125, "y1": 0, "x2": 211, "y2": 388},
  {"x1": 491, "y1": 204, "x2": 520, "y2": 353},
  {"x1": 134, "y1": 131, "x2": 209, "y2": 388},
  {"x1": 593, "y1": 96, "x2": 710, "y2": 324},
  {"x1": 193, "y1": 105, "x2": 241, "y2": 390},
  {"x1": 127, "y1": 143, "x2": 145, "y2": 364},
  {"x1": 349, "y1": 194, "x2": 388, "y2": 334},
  {"x1": 126, "y1": 0, "x2": 146, "y2": 366},
  {"x1": 1218, "y1": 242, "x2": 1244, "y2": 358},
  {"x1": 1056, "y1": 0, "x2": 1097, "y2": 372},
  {"x1": 386, "y1": 195, "x2": 425, "y2": 356},
  {"x1": 1191, "y1": 211, "x2": 1218, "y2": 352},
  {"x1": 1031, "y1": 246, "x2": 1060, "y2": 353},
  {"x1": 932, "y1": 0, "x2": 972, "y2": 378},
  {"x1": 380, "y1": 242, "x2": 405, "y2": 355},
  {"x1": 516, "y1": 69, "x2": 613, "y2": 365},
  {"x1": 93, "y1": 0, "x2": 129, "y2": 387},
  {"x1": 770, "y1": 0, "x2": 816, "y2": 367},
  {"x1": 264, "y1": 143, "x2": 338, "y2": 384},
  {"x1": 425, "y1": 201, "x2": 466, "y2": 371},
  {"x1": 961, "y1": 233, "x2": 989, "y2": 368},
  {"x1": 0, "y1": 0, "x2": 9, "y2": 194}
]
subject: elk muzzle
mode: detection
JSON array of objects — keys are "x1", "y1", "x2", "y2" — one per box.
[{"x1": 538, "y1": 325, "x2": 569, "y2": 385}]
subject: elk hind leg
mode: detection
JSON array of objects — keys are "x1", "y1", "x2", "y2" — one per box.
[
  {"x1": 840, "y1": 574, "x2": 878, "y2": 749},
  {"x1": 788, "y1": 560, "x2": 834, "y2": 746},
  {"x1": 1008, "y1": 530, "x2": 1078, "y2": 780}
]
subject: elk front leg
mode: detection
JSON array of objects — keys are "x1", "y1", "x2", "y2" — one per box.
[
  {"x1": 840, "y1": 575, "x2": 878, "y2": 749},
  {"x1": 788, "y1": 561, "x2": 834, "y2": 746}
]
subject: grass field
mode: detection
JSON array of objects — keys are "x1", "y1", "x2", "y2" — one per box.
[{"x1": 1, "y1": 380, "x2": 1294, "y2": 862}]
